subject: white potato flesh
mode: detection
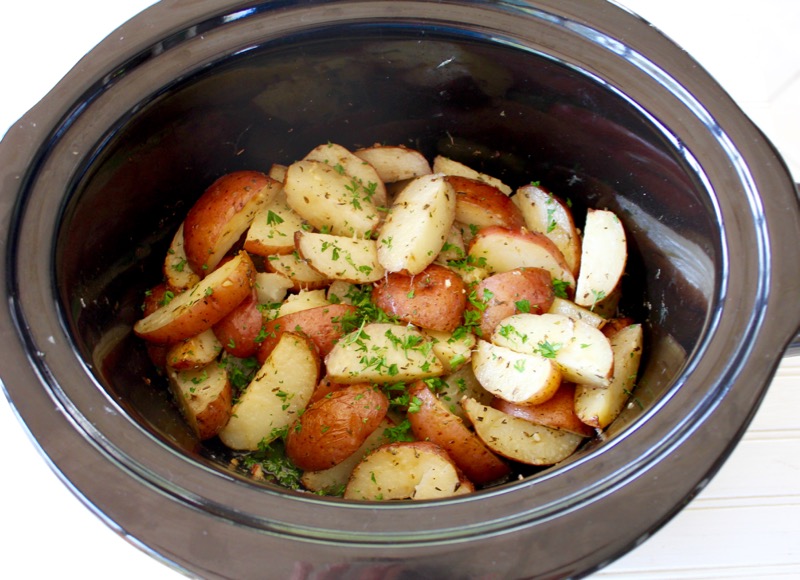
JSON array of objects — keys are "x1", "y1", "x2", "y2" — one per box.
[
  {"x1": 265, "y1": 252, "x2": 329, "y2": 290},
  {"x1": 244, "y1": 190, "x2": 306, "y2": 256},
  {"x1": 436, "y1": 224, "x2": 466, "y2": 263},
  {"x1": 344, "y1": 442, "x2": 474, "y2": 500},
  {"x1": 253, "y1": 272, "x2": 293, "y2": 305},
  {"x1": 491, "y1": 313, "x2": 613, "y2": 388},
  {"x1": 436, "y1": 364, "x2": 493, "y2": 420},
  {"x1": 303, "y1": 142, "x2": 388, "y2": 208},
  {"x1": 218, "y1": 333, "x2": 319, "y2": 450},
  {"x1": 462, "y1": 398, "x2": 584, "y2": 465},
  {"x1": 277, "y1": 289, "x2": 329, "y2": 318},
  {"x1": 574, "y1": 209, "x2": 627, "y2": 309},
  {"x1": 354, "y1": 144, "x2": 432, "y2": 184},
  {"x1": 167, "y1": 361, "x2": 231, "y2": 440},
  {"x1": 326, "y1": 280, "x2": 360, "y2": 305},
  {"x1": 547, "y1": 297, "x2": 606, "y2": 329},
  {"x1": 295, "y1": 231, "x2": 385, "y2": 283},
  {"x1": 325, "y1": 322, "x2": 444, "y2": 384},
  {"x1": 575, "y1": 324, "x2": 643, "y2": 429},
  {"x1": 424, "y1": 328, "x2": 476, "y2": 373},
  {"x1": 513, "y1": 184, "x2": 582, "y2": 275},
  {"x1": 471, "y1": 339, "x2": 562, "y2": 405},
  {"x1": 432, "y1": 155, "x2": 512, "y2": 195},
  {"x1": 164, "y1": 222, "x2": 201, "y2": 291},
  {"x1": 166, "y1": 328, "x2": 223, "y2": 370},
  {"x1": 268, "y1": 163, "x2": 288, "y2": 182},
  {"x1": 468, "y1": 227, "x2": 576, "y2": 289},
  {"x1": 376, "y1": 173, "x2": 457, "y2": 275},
  {"x1": 284, "y1": 159, "x2": 382, "y2": 238}
]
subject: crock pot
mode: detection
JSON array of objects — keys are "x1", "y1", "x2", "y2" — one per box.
[{"x1": 1, "y1": 1, "x2": 799, "y2": 578}]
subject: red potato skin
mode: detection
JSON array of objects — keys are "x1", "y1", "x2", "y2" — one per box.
[
  {"x1": 141, "y1": 283, "x2": 172, "y2": 368},
  {"x1": 372, "y1": 264, "x2": 467, "y2": 333},
  {"x1": 183, "y1": 170, "x2": 275, "y2": 274},
  {"x1": 308, "y1": 376, "x2": 350, "y2": 406},
  {"x1": 213, "y1": 290, "x2": 265, "y2": 358},
  {"x1": 446, "y1": 175, "x2": 525, "y2": 229},
  {"x1": 256, "y1": 303, "x2": 358, "y2": 364},
  {"x1": 469, "y1": 268, "x2": 555, "y2": 337},
  {"x1": 601, "y1": 317, "x2": 635, "y2": 339},
  {"x1": 407, "y1": 382, "x2": 511, "y2": 486},
  {"x1": 491, "y1": 383, "x2": 595, "y2": 437},
  {"x1": 285, "y1": 384, "x2": 389, "y2": 471}
]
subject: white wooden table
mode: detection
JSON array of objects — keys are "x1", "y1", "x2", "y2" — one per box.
[{"x1": 1, "y1": 1, "x2": 798, "y2": 578}]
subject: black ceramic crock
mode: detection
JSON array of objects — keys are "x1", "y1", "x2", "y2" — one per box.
[{"x1": 1, "y1": 1, "x2": 799, "y2": 578}]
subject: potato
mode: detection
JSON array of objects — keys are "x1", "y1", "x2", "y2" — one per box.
[
  {"x1": 140, "y1": 284, "x2": 172, "y2": 368},
  {"x1": 265, "y1": 252, "x2": 330, "y2": 290},
  {"x1": 300, "y1": 418, "x2": 394, "y2": 494},
  {"x1": 424, "y1": 328, "x2": 475, "y2": 373},
  {"x1": 468, "y1": 268, "x2": 555, "y2": 337},
  {"x1": 471, "y1": 339, "x2": 562, "y2": 405},
  {"x1": 547, "y1": 296, "x2": 606, "y2": 329},
  {"x1": 325, "y1": 322, "x2": 444, "y2": 384},
  {"x1": 492, "y1": 382, "x2": 595, "y2": 437},
  {"x1": 407, "y1": 382, "x2": 510, "y2": 485},
  {"x1": 446, "y1": 175, "x2": 525, "y2": 230},
  {"x1": 244, "y1": 189, "x2": 307, "y2": 256},
  {"x1": 432, "y1": 155, "x2": 512, "y2": 195},
  {"x1": 468, "y1": 226, "x2": 576, "y2": 290},
  {"x1": 491, "y1": 313, "x2": 614, "y2": 388},
  {"x1": 436, "y1": 224, "x2": 466, "y2": 263},
  {"x1": 372, "y1": 264, "x2": 466, "y2": 332},
  {"x1": 353, "y1": 144, "x2": 432, "y2": 184},
  {"x1": 164, "y1": 223, "x2": 201, "y2": 292},
  {"x1": 256, "y1": 303, "x2": 357, "y2": 364},
  {"x1": 575, "y1": 323, "x2": 643, "y2": 429},
  {"x1": 325, "y1": 280, "x2": 360, "y2": 304},
  {"x1": 574, "y1": 209, "x2": 627, "y2": 310},
  {"x1": 218, "y1": 332, "x2": 320, "y2": 451},
  {"x1": 168, "y1": 361, "x2": 232, "y2": 440},
  {"x1": 344, "y1": 441, "x2": 474, "y2": 500},
  {"x1": 277, "y1": 289, "x2": 329, "y2": 318},
  {"x1": 134, "y1": 251, "x2": 255, "y2": 344},
  {"x1": 253, "y1": 272, "x2": 293, "y2": 305},
  {"x1": 513, "y1": 183, "x2": 582, "y2": 275},
  {"x1": 212, "y1": 290, "x2": 264, "y2": 358},
  {"x1": 166, "y1": 328, "x2": 223, "y2": 370},
  {"x1": 435, "y1": 364, "x2": 493, "y2": 420},
  {"x1": 462, "y1": 398, "x2": 584, "y2": 466},
  {"x1": 183, "y1": 171, "x2": 278, "y2": 273},
  {"x1": 285, "y1": 384, "x2": 389, "y2": 471},
  {"x1": 283, "y1": 159, "x2": 382, "y2": 238},
  {"x1": 376, "y1": 173, "x2": 457, "y2": 275},
  {"x1": 303, "y1": 142, "x2": 388, "y2": 208},
  {"x1": 295, "y1": 231, "x2": 385, "y2": 284}
]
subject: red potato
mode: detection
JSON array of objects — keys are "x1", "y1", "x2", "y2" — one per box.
[
  {"x1": 166, "y1": 328, "x2": 223, "y2": 370},
  {"x1": 446, "y1": 175, "x2": 525, "y2": 230},
  {"x1": 491, "y1": 383, "x2": 595, "y2": 437},
  {"x1": 353, "y1": 144, "x2": 432, "y2": 184},
  {"x1": 141, "y1": 283, "x2": 172, "y2": 368},
  {"x1": 163, "y1": 223, "x2": 201, "y2": 292},
  {"x1": 433, "y1": 155, "x2": 512, "y2": 195},
  {"x1": 244, "y1": 190, "x2": 306, "y2": 257},
  {"x1": 264, "y1": 252, "x2": 330, "y2": 290},
  {"x1": 167, "y1": 362, "x2": 232, "y2": 440},
  {"x1": 407, "y1": 382, "x2": 510, "y2": 485},
  {"x1": 212, "y1": 290, "x2": 265, "y2": 358},
  {"x1": 183, "y1": 171, "x2": 278, "y2": 274},
  {"x1": 285, "y1": 384, "x2": 389, "y2": 471},
  {"x1": 307, "y1": 376, "x2": 350, "y2": 406},
  {"x1": 372, "y1": 264, "x2": 467, "y2": 333},
  {"x1": 134, "y1": 251, "x2": 255, "y2": 344},
  {"x1": 303, "y1": 142, "x2": 388, "y2": 208},
  {"x1": 574, "y1": 208, "x2": 627, "y2": 310},
  {"x1": 256, "y1": 303, "x2": 357, "y2": 364},
  {"x1": 468, "y1": 268, "x2": 555, "y2": 337}
]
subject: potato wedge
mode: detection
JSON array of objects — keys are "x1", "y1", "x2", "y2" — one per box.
[
  {"x1": 286, "y1": 384, "x2": 389, "y2": 471},
  {"x1": 491, "y1": 313, "x2": 614, "y2": 388},
  {"x1": 256, "y1": 303, "x2": 357, "y2": 364},
  {"x1": 446, "y1": 175, "x2": 525, "y2": 230},
  {"x1": 492, "y1": 383, "x2": 595, "y2": 437},
  {"x1": 513, "y1": 183, "x2": 582, "y2": 275},
  {"x1": 468, "y1": 268, "x2": 555, "y2": 337},
  {"x1": 303, "y1": 142, "x2": 388, "y2": 208},
  {"x1": 468, "y1": 226, "x2": 576, "y2": 290},
  {"x1": 283, "y1": 159, "x2": 381, "y2": 238},
  {"x1": 212, "y1": 290, "x2": 264, "y2": 358},
  {"x1": 295, "y1": 231, "x2": 385, "y2": 284},
  {"x1": 436, "y1": 364, "x2": 493, "y2": 420},
  {"x1": 325, "y1": 280, "x2": 360, "y2": 305},
  {"x1": 183, "y1": 171, "x2": 278, "y2": 273},
  {"x1": 344, "y1": 441, "x2": 474, "y2": 500},
  {"x1": 164, "y1": 223, "x2": 201, "y2": 292},
  {"x1": 372, "y1": 264, "x2": 466, "y2": 332},
  {"x1": 471, "y1": 339, "x2": 562, "y2": 405},
  {"x1": 134, "y1": 251, "x2": 255, "y2": 344},
  {"x1": 166, "y1": 328, "x2": 223, "y2": 370},
  {"x1": 424, "y1": 328, "x2": 476, "y2": 373},
  {"x1": 253, "y1": 272, "x2": 293, "y2": 305},
  {"x1": 432, "y1": 155, "x2": 511, "y2": 195},
  {"x1": 353, "y1": 144, "x2": 432, "y2": 184},
  {"x1": 277, "y1": 289, "x2": 329, "y2": 318},
  {"x1": 325, "y1": 322, "x2": 443, "y2": 384},
  {"x1": 244, "y1": 189, "x2": 306, "y2": 256},
  {"x1": 168, "y1": 361, "x2": 232, "y2": 440},
  {"x1": 547, "y1": 296, "x2": 606, "y2": 329},
  {"x1": 574, "y1": 209, "x2": 627, "y2": 310},
  {"x1": 575, "y1": 323, "x2": 643, "y2": 429},
  {"x1": 376, "y1": 173, "x2": 456, "y2": 275},
  {"x1": 265, "y1": 252, "x2": 329, "y2": 290},
  {"x1": 407, "y1": 382, "x2": 510, "y2": 485},
  {"x1": 462, "y1": 398, "x2": 584, "y2": 466},
  {"x1": 218, "y1": 332, "x2": 320, "y2": 451}
]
